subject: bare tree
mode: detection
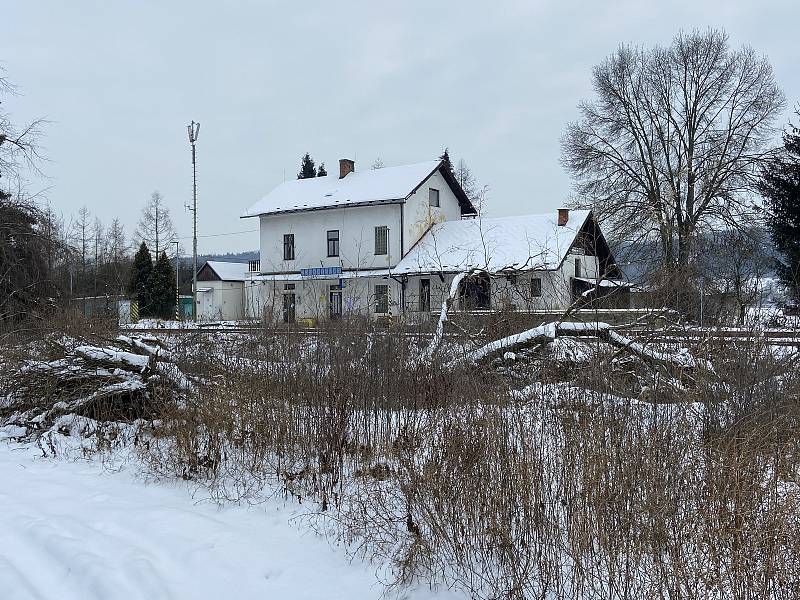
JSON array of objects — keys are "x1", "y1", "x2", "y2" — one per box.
[
  {"x1": 0, "y1": 70, "x2": 45, "y2": 202},
  {"x1": 70, "y1": 206, "x2": 92, "y2": 296},
  {"x1": 135, "y1": 191, "x2": 175, "y2": 258},
  {"x1": 454, "y1": 158, "x2": 477, "y2": 205},
  {"x1": 105, "y1": 218, "x2": 128, "y2": 293},
  {"x1": 561, "y1": 29, "x2": 784, "y2": 270}
]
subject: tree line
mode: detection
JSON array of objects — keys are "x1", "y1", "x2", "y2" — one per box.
[{"x1": 0, "y1": 68, "x2": 186, "y2": 323}]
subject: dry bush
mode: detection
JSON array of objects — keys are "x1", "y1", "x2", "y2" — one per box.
[{"x1": 130, "y1": 319, "x2": 800, "y2": 599}]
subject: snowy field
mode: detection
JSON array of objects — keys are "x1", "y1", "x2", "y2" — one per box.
[{"x1": 0, "y1": 433, "x2": 462, "y2": 600}]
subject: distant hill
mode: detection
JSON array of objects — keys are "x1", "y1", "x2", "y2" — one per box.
[{"x1": 196, "y1": 250, "x2": 258, "y2": 264}]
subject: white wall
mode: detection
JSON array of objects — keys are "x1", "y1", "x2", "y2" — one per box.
[
  {"x1": 256, "y1": 168, "x2": 463, "y2": 275},
  {"x1": 245, "y1": 275, "x2": 402, "y2": 323},
  {"x1": 197, "y1": 281, "x2": 245, "y2": 320},
  {"x1": 259, "y1": 204, "x2": 403, "y2": 273},
  {"x1": 402, "y1": 169, "x2": 463, "y2": 255}
]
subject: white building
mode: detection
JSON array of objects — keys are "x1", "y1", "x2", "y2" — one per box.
[
  {"x1": 234, "y1": 157, "x2": 625, "y2": 324},
  {"x1": 195, "y1": 261, "x2": 248, "y2": 321}
]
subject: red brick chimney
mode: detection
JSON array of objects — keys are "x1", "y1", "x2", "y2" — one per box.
[
  {"x1": 339, "y1": 158, "x2": 355, "y2": 179},
  {"x1": 557, "y1": 208, "x2": 569, "y2": 226}
]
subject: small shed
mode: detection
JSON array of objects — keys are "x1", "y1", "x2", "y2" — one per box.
[{"x1": 195, "y1": 261, "x2": 249, "y2": 321}]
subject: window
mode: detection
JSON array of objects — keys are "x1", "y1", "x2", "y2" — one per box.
[
  {"x1": 327, "y1": 230, "x2": 339, "y2": 257},
  {"x1": 531, "y1": 277, "x2": 542, "y2": 298},
  {"x1": 375, "y1": 226, "x2": 389, "y2": 256},
  {"x1": 283, "y1": 234, "x2": 295, "y2": 261},
  {"x1": 282, "y1": 286, "x2": 296, "y2": 323},
  {"x1": 429, "y1": 188, "x2": 440, "y2": 207},
  {"x1": 574, "y1": 258, "x2": 581, "y2": 278},
  {"x1": 329, "y1": 284, "x2": 342, "y2": 319},
  {"x1": 419, "y1": 278, "x2": 431, "y2": 312},
  {"x1": 375, "y1": 284, "x2": 389, "y2": 313}
]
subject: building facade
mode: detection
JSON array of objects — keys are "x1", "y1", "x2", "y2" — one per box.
[{"x1": 201, "y1": 157, "x2": 626, "y2": 324}]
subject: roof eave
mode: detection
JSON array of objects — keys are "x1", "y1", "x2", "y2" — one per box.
[{"x1": 241, "y1": 198, "x2": 406, "y2": 219}]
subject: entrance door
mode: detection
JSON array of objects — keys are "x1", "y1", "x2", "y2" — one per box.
[
  {"x1": 329, "y1": 286, "x2": 342, "y2": 319},
  {"x1": 460, "y1": 274, "x2": 491, "y2": 310},
  {"x1": 282, "y1": 293, "x2": 296, "y2": 323}
]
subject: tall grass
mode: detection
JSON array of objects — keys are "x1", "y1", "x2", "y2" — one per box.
[{"x1": 139, "y1": 317, "x2": 800, "y2": 599}]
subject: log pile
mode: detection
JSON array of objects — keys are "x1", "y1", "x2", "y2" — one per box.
[{"x1": 0, "y1": 333, "x2": 193, "y2": 440}]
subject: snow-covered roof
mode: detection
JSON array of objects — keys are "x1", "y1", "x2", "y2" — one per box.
[
  {"x1": 201, "y1": 261, "x2": 250, "y2": 281},
  {"x1": 242, "y1": 160, "x2": 474, "y2": 217},
  {"x1": 393, "y1": 210, "x2": 593, "y2": 274}
]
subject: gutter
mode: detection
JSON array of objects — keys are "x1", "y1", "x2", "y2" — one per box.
[{"x1": 240, "y1": 198, "x2": 406, "y2": 219}]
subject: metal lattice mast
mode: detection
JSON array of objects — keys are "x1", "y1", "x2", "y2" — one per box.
[{"x1": 187, "y1": 121, "x2": 200, "y2": 320}]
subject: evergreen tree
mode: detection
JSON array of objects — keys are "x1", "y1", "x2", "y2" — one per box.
[
  {"x1": 316, "y1": 162, "x2": 327, "y2": 177},
  {"x1": 129, "y1": 242, "x2": 153, "y2": 315},
  {"x1": 297, "y1": 152, "x2": 316, "y2": 179},
  {"x1": 149, "y1": 251, "x2": 176, "y2": 319},
  {"x1": 760, "y1": 112, "x2": 800, "y2": 300},
  {"x1": 438, "y1": 148, "x2": 454, "y2": 177}
]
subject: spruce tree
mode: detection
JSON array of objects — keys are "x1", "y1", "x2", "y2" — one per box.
[
  {"x1": 297, "y1": 152, "x2": 316, "y2": 179},
  {"x1": 761, "y1": 115, "x2": 800, "y2": 300},
  {"x1": 149, "y1": 251, "x2": 176, "y2": 319},
  {"x1": 129, "y1": 242, "x2": 153, "y2": 316},
  {"x1": 316, "y1": 163, "x2": 327, "y2": 177},
  {"x1": 438, "y1": 148, "x2": 454, "y2": 177}
]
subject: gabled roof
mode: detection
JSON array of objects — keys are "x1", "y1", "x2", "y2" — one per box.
[
  {"x1": 197, "y1": 261, "x2": 250, "y2": 281},
  {"x1": 393, "y1": 210, "x2": 595, "y2": 274},
  {"x1": 242, "y1": 160, "x2": 476, "y2": 218}
]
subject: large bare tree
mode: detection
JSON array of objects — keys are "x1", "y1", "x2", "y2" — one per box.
[
  {"x1": 135, "y1": 191, "x2": 176, "y2": 258},
  {"x1": 0, "y1": 71, "x2": 58, "y2": 323},
  {"x1": 561, "y1": 29, "x2": 784, "y2": 270}
]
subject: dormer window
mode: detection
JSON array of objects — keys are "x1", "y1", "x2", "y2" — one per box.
[{"x1": 429, "y1": 188, "x2": 440, "y2": 207}]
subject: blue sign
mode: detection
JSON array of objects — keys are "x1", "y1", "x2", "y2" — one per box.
[{"x1": 300, "y1": 266, "x2": 342, "y2": 279}]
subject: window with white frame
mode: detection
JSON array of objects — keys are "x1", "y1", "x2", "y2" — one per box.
[
  {"x1": 429, "y1": 188, "x2": 440, "y2": 207},
  {"x1": 574, "y1": 258, "x2": 582, "y2": 278},
  {"x1": 374, "y1": 226, "x2": 389, "y2": 256},
  {"x1": 327, "y1": 229, "x2": 339, "y2": 257}
]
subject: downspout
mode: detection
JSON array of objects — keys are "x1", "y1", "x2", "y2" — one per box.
[{"x1": 399, "y1": 203, "x2": 405, "y2": 314}]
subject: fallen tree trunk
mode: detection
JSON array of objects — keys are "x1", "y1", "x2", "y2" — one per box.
[
  {"x1": 421, "y1": 269, "x2": 479, "y2": 361},
  {"x1": 465, "y1": 321, "x2": 702, "y2": 371}
]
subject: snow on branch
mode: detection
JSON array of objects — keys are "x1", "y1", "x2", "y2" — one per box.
[
  {"x1": 420, "y1": 269, "x2": 479, "y2": 361},
  {"x1": 465, "y1": 320, "x2": 700, "y2": 370}
]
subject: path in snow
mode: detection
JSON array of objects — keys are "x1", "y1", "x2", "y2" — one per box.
[{"x1": 0, "y1": 438, "x2": 460, "y2": 600}]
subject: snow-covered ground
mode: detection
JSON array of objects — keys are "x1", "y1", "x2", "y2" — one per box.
[{"x1": 0, "y1": 434, "x2": 462, "y2": 600}]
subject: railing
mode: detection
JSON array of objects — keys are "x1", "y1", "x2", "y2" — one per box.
[{"x1": 248, "y1": 259, "x2": 260, "y2": 273}]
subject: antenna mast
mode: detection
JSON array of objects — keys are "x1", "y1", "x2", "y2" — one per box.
[{"x1": 187, "y1": 121, "x2": 200, "y2": 320}]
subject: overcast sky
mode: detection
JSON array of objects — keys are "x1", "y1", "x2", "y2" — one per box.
[{"x1": 3, "y1": 0, "x2": 799, "y2": 253}]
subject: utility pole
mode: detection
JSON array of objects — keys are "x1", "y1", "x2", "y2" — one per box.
[
  {"x1": 172, "y1": 240, "x2": 180, "y2": 320},
  {"x1": 187, "y1": 121, "x2": 200, "y2": 320}
]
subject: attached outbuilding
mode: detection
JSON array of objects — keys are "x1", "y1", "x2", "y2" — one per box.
[{"x1": 195, "y1": 261, "x2": 249, "y2": 321}]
